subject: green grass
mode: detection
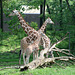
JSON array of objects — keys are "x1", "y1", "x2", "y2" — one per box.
[
  {"x1": 0, "y1": 31, "x2": 75, "y2": 75},
  {"x1": 0, "y1": 50, "x2": 75, "y2": 75},
  {"x1": 0, "y1": 66, "x2": 75, "y2": 75}
]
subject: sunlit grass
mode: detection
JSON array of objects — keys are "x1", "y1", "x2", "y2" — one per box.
[
  {"x1": 0, "y1": 66, "x2": 75, "y2": 75},
  {"x1": 0, "y1": 30, "x2": 75, "y2": 75}
]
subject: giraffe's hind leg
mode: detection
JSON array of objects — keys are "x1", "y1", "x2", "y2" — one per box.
[
  {"x1": 33, "y1": 51, "x2": 35, "y2": 60},
  {"x1": 19, "y1": 50, "x2": 22, "y2": 66}
]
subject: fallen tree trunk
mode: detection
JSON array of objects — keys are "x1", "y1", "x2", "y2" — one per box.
[
  {"x1": 20, "y1": 56, "x2": 75, "y2": 71},
  {"x1": 20, "y1": 37, "x2": 71, "y2": 71},
  {"x1": 0, "y1": 66, "x2": 20, "y2": 71},
  {"x1": 20, "y1": 57, "x2": 55, "y2": 71}
]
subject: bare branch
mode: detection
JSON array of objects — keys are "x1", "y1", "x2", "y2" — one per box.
[
  {"x1": 0, "y1": 66, "x2": 20, "y2": 71},
  {"x1": 48, "y1": 37, "x2": 67, "y2": 52}
]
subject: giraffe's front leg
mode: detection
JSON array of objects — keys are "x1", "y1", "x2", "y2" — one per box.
[
  {"x1": 33, "y1": 50, "x2": 38, "y2": 60},
  {"x1": 33, "y1": 51, "x2": 35, "y2": 60},
  {"x1": 26, "y1": 54, "x2": 30, "y2": 64},
  {"x1": 23, "y1": 53, "x2": 26, "y2": 66},
  {"x1": 34, "y1": 50, "x2": 39, "y2": 59}
]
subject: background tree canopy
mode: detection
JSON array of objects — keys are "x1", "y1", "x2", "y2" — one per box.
[{"x1": 0, "y1": 0, "x2": 75, "y2": 55}]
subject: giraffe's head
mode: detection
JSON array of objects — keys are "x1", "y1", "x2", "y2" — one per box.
[
  {"x1": 9, "y1": 9, "x2": 19, "y2": 16},
  {"x1": 46, "y1": 17, "x2": 54, "y2": 24}
]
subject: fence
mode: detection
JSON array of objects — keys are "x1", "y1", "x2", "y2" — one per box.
[{"x1": 0, "y1": 13, "x2": 40, "y2": 32}]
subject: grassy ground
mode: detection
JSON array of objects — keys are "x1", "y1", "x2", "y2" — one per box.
[
  {"x1": 0, "y1": 49, "x2": 75, "y2": 75},
  {"x1": 0, "y1": 65, "x2": 75, "y2": 75},
  {"x1": 0, "y1": 32, "x2": 75, "y2": 75}
]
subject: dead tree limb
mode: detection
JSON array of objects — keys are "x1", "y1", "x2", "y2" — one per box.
[
  {"x1": 20, "y1": 56, "x2": 75, "y2": 71},
  {"x1": 20, "y1": 33, "x2": 75, "y2": 71},
  {"x1": 0, "y1": 66, "x2": 20, "y2": 71},
  {"x1": 52, "y1": 47, "x2": 75, "y2": 57},
  {"x1": 20, "y1": 37, "x2": 68, "y2": 71},
  {"x1": 54, "y1": 62, "x2": 65, "y2": 69},
  {"x1": 55, "y1": 56, "x2": 75, "y2": 60},
  {"x1": 20, "y1": 57, "x2": 55, "y2": 71},
  {"x1": 48, "y1": 37, "x2": 67, "y2": 52}
]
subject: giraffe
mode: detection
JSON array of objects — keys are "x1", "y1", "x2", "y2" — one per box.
[
  {"x1": 9, "y1": 9, "x2": 54, "y2": 65},
  {"x1": 9, "y1": 9, "x2": 41, "y2": 65},
  {"x1": 19, "y1": 18, "x2": 54, "y2": 65},
  {"x1": 20, "y1": 33, "x2": 41, "y2": 65},
  {"x1": 40, "y1": 33, "x2": 54, "y2": 58},
  {"x1": 20, "y1": 32, "x2": 50, "y2": 65},
  {"x1": 33, "y1": 33, "x2": 51, "y2": 60},
  {"x1": 38, "y1": 17, "x2": 54, "y2": 33},
  {"x1": 9, "y1": 9, "x2": 39, "y2": 44},
  {"x1": 32, "y1": 17, "x2": 54, "y2": 59},
  {"x1": 20, "y1": 32, "x2": 53, "y2": 65}
]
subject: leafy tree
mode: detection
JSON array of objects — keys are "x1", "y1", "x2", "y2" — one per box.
[{"x1": 2, "y1": 0, "x2": 75, "y2": 54}]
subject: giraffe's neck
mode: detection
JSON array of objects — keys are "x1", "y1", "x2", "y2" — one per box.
[
  {"x1": 17, "y1": 12, "x2": 34, "y2": 35},
  {"x1": 38, "y1": 20, "x2": 47, "y2": 33}
]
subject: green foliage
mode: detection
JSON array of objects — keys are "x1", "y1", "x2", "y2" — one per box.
[
  {"x1": 2, "y1": 0, "x2": 75, "y2": 54},
  {"x1": 56, "y1": 40, "x2": 69, "y2": 49},
  {"x1": 0, "y1": 1, "x2": 75, "y2": 74},
  {"x1": 30, "y1": 22, "x2": 38, "y2": 30}
]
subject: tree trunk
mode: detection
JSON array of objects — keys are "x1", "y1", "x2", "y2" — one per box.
[
  {"x1": 0, "y1": 0, "x2": 3, "y2": 32},
  {"x1": 40, "y1": 4, "x2": 43, "y2": 28},
  {"x1": 43, "y1": 0, "x2": 46, "y2": 22},
  {"x1": 43, "y1": 0, "x2": 46, "y2": 33},
  {"x1": 47, "y1": 4, "x2": 50, "y2": 14},
  {"x1": 59, "y1": 0, "x2": 63, "y2": 30}
]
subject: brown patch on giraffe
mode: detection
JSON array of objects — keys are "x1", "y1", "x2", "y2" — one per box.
[
  {"x1": 31, "y1": 35, "x2": 37, "y2": 41},
  {"x1": 31, "y1": 33, "x2": 37, "y2": 39},
  {"x1": 18, "y1": 18, "x2": 20, "y2": 21},
  {"x1": 29, "y1": 31, "x2": 33, "y2": 35},
  {"x1": 22, "y1": 27, "x2": 25, "y2": 30},
  {"x1": 20, "y1": 22, "x2": 22, "y2": 25},
  {"x1": 27, "y1": 28, "x2": 29, "y2": 31},
  {"x1": 26, "y1": 38, "x2": 31, "y2": 43},
  {"x1": 31, "y1": 38, "x2": 35, "y2": 42},
  {"x1": 22, "y1": 21, "x2": 25, "y2": 24},
  {"x1": 19, "y1": 12, "x2": 33, "y2": 26},
  {"x1": 29, "y1": 35, "x2": 32, "y2": 39},
  {"x1": 18, "y1": 12, "x2": 34, "y2": 29},
  {"x1": 33, "y1": 31, "x2": 38, "y2": 34},
  {"x1": 28, "y1": 27, "x2": 32, "y2": 31},
  {"x1": 19, "y1": 17, "x2": 22, "y2": 20},
  {"x1": 41, "y1": 28, "x2": 44, "y2": 31}
]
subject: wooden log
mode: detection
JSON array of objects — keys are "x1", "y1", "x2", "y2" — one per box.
[
  {"x1": 20, "y1": 37, "x2": 75, "y2": 71},
  {"x1": 0, "y1": 66, "x2": 20, "y2": 71},
  {"x1": 20, "y1": 57, "x2": 55, "y2": 71},
  {"x1": 20, "y1": 56, "x2": 75, "y2": 71}
]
